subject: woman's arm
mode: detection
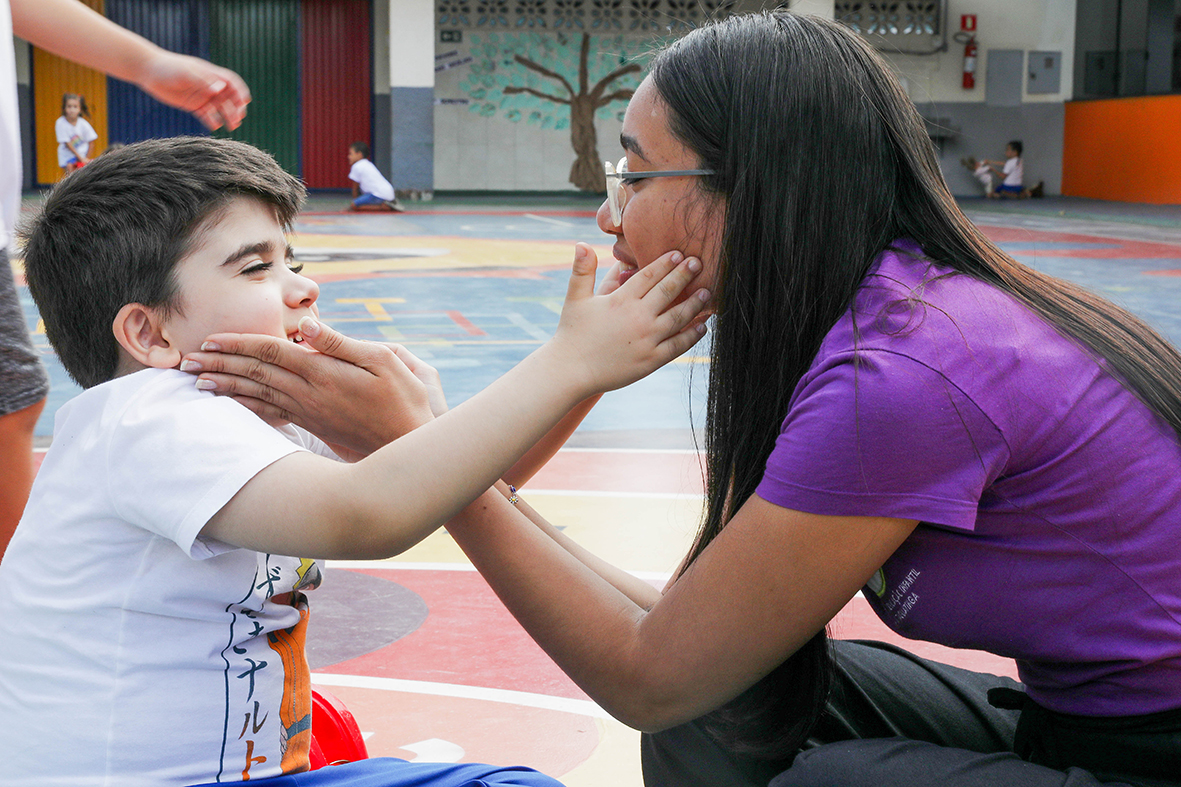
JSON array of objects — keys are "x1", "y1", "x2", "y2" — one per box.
[
  {"x1": 489, "y1": 480, "x2": 661, "y2": 609},
  {"x1": 12, "y1": 0, "x2": 249, "y2": 131},
  {"x1": 446, "y1": 489, "x2": 916, "y2": 731}
]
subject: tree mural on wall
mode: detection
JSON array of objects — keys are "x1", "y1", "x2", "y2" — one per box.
[{"x1": 460, "y1": 31, "x2": 650, "y2": 192}]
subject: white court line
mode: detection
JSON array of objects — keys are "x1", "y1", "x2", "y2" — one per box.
[
  {"x1": 312, "y1": 673, "x2": 610, "y2": 719},
  {"x1": 522, "y1": 213, "x2": 573, "y2": 227}
]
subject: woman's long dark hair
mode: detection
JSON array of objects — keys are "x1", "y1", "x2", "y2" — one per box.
[{"x1": 650, "y1": 11, "x2": 1181, "y2": 759}]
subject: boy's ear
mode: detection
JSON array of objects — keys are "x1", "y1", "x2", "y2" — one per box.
[{"x1": 112, "y1": 303, "x2": 181, "y2": 370}]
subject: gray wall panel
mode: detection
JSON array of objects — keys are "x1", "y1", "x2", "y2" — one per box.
[
  {"x1": 390, "y1": 86, "x2": 434, "y2": 192},
  {"x1": 913, "y1": 101, "x2": 1065, "y2": 197}
]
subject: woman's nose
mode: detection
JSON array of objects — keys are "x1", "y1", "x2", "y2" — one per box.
[{"x1": 596, "y1": 198, "x2": 619, "y2": 234}]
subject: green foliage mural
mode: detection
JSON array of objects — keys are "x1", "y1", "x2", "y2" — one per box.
[{"x1": 460, "y1": 31, "x2": 653, "y2": 192}]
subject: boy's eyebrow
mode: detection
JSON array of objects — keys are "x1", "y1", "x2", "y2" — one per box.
[{"x1": 220, "y1": 240, "x2": 294, "y2": 268}]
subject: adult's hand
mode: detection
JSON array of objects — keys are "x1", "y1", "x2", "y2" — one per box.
[
  {"x1": 180, "y1": 317, "x2": 435, "y2": 460},
  {"x1": 136, "y1": 50, "x2": 251, "y2": 131}
]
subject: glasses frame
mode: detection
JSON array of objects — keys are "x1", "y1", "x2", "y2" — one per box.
[{"x1": 604, "y1": 157, "x2": 715, "y2": 225}]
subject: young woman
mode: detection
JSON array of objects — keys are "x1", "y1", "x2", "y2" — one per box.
[{"x1": 186, "y1": 12, "x2": 1181, "y2": 787}]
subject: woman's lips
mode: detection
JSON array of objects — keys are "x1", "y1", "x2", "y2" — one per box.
[{"x1": 614, "y1": 246, "x2": 638, "y2": 285}]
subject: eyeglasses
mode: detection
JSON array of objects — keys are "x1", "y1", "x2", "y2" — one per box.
[{"x1": 603, "y1": 157, "x2": 715, "y2": 225}]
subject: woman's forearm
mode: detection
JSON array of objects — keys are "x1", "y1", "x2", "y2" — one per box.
[
  {"x1": 489, "y1": 480, "x2": 661, "y2": 609},
  {"x1": 445, "y1": 489, "x2": 678, "y2": 729}
]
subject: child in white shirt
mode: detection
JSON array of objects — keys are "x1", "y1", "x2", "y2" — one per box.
[
  {"x1": 347, "y1": 141, "x2": 402, "y2": 212},
  {"x1": 54, "y1": 92, "x2": 98, "y2": 173}
]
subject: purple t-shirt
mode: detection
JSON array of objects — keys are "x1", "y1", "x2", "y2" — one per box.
[{"x1": 756, "y1": 240, "x2": 1181, "y2": 717}]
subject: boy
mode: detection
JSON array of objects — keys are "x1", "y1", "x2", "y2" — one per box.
[
  {"x1": 983, "y1": 140, "x2": 1042, "y2": 199},
  {"x1": 0, "y1": 137, "x2": 704, "y2": 785},
  {"x1": 347, "y1": 141, "x2": 403, "y2": 212}
]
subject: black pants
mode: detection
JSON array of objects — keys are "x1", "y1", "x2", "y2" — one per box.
[{"x1": 641, "y1": 640, "x2": 1181, "y2": 787}]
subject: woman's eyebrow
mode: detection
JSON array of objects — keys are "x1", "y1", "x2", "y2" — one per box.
[{"x1": 620, "y1": 133, "x2": 646, "y2": 160}]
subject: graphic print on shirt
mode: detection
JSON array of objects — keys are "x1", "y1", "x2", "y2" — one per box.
[
  {"x1": 867, "y1": 565, "x2": 923, "y2": 627},
  {"x1": 218, "y1": 554, "x2": 321, "y2": 782}
]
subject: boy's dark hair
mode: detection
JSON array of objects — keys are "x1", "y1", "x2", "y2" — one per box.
[
  {"x1": 349, "y1": 141, "x2": 370, "y2": 159},
  {"x1": 1008, "y1": 139, "x2": 1023, "y2": 156},
  {"x1": 19, "y1": 136, "x2": 305, "y2": 389}
]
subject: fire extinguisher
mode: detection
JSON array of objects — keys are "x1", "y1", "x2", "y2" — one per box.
[{"x1": 962, "y1": 37, "x2": 978, "y2": 89}]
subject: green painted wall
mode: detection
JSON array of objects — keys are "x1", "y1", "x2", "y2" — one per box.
[{"x1": 210, "y1": 0, "x2": 300, "y2": 174}]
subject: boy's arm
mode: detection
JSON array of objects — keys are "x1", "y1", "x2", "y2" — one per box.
[
  {"x1": 197, "y1": 246, "x2": 708, "y2": 559},
  {"x1": 504, "y1": 255, "x2": 626, "y2": 486},
  {"x1": 12, "y1": 0, "x2": 249, "y2": 131}
]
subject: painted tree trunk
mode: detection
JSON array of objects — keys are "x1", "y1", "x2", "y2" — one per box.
[{"x1": 568, "y1": 96, "x2": 603, "y2": 193}]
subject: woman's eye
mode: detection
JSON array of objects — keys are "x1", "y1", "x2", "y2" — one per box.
[
  {"x1": 242, "y1": 261, "x2": 272, "y2": 276},
  {"x1": 287, "y1": 261, "x2": 304, "y2": 274}
]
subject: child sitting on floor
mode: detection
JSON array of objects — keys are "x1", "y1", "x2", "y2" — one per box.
[
  {"x1": 347, "y1": 141, "x2": 403, "y2": 212},
  {"x1": 0, "y1": 136, "x2": 704, "y2": 786}
]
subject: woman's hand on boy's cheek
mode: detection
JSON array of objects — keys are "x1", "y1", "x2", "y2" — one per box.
[{"x1": 180, "y1": 318, "x2": 436, "y2": 457}]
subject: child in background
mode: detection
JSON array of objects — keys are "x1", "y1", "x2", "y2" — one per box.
[
  {"x1": 55, "y1": 92, "x2": 97, "y2": 173},
  {"x1": 0, "y1": 136, "x2": 705, "y2": 786},
  {"x1": 347, "y1": 141, "x2": 403, "y2": 212},
  {"x1": 984, "y1": 139, "x2": 1024, "y2": 198}
]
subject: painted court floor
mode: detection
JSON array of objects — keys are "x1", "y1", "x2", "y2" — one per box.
[{"x1": 11, "y1": 192, "x2": 1181, "y2": 785}]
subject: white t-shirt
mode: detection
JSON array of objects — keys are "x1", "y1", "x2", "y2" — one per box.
[
  {"x1": 55, "y1": 114, "x2": 98, "y2": 166},
  {"x1": 1002, "y1": 156, "x2": 1023, "y2": 187},
  {"x1": 348, "y1": 157, "x2": 395, "y2": 201},
  {"x1": 0, "y1": 368, "x2": 338, "y2": 786},
  {"x1": 1, "y1": 0, "x2": 20, "y2": 248}
]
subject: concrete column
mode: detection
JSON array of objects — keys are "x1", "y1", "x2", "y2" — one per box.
[{"x1": 388, "y1": 0, "x2": 434, "y2": 194}]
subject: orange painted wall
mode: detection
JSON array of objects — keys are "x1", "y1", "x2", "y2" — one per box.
[
  {"x1": 31, "y1": 0, "x2": 107, "y2": 185},
  {"x1": 1062, "y1": 95, "x2": 1181, "y2": 205}
]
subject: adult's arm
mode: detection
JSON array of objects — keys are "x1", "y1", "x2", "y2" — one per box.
[
  {"x1": 198, "y1": 248, "x2": 710, "y2": 558},
  {"x1": 447, "y1": 487, "x2": 917, "y2": 731},
  {"x1": 11, "y1": 0, "x2": 249, "y2": 131}
]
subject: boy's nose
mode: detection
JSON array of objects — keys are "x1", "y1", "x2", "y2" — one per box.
[{"x1": 289, "y1": 272, "x2": 319, "y2": 308}]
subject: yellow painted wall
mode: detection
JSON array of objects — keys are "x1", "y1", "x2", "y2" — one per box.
[{"x1": 32, "y1": 0, "x2": 107, "y2": 185}]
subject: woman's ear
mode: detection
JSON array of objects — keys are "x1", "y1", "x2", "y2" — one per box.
[{"x1": 112, "y1": 303, "x2": 181, "y2": 370}]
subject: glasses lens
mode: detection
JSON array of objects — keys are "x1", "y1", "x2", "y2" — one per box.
[{"x1": 610, "y1": 157, "x2": 628, "y2": 224}]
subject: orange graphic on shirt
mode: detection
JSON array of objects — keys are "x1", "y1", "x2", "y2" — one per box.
[{"x1": 266, "y1": 594, "x2": 313, "y2": 774}]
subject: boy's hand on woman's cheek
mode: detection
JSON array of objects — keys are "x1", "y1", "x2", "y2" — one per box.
[{"x1": 179, "y1": 318, "x2": 436, "y2": 459}]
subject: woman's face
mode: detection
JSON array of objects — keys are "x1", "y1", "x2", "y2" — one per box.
[{"x1": 597, "y1": 77, "x2": 725, "y2": 308}]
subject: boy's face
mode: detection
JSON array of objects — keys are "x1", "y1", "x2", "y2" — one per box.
[
  {"x1": 161, "y1": 197, "x2": 318, "y2": 356},
  {"x1": 1005, "y1": 145, "x2": 1018, "y2": 158},
  {"x1": 347, "y1": 147, "x2": 363, "y2": 165}
]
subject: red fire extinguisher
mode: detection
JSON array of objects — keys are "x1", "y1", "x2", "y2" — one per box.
[{"x1": 963, "y1": 37, "x2": 978, "y2": 89}]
